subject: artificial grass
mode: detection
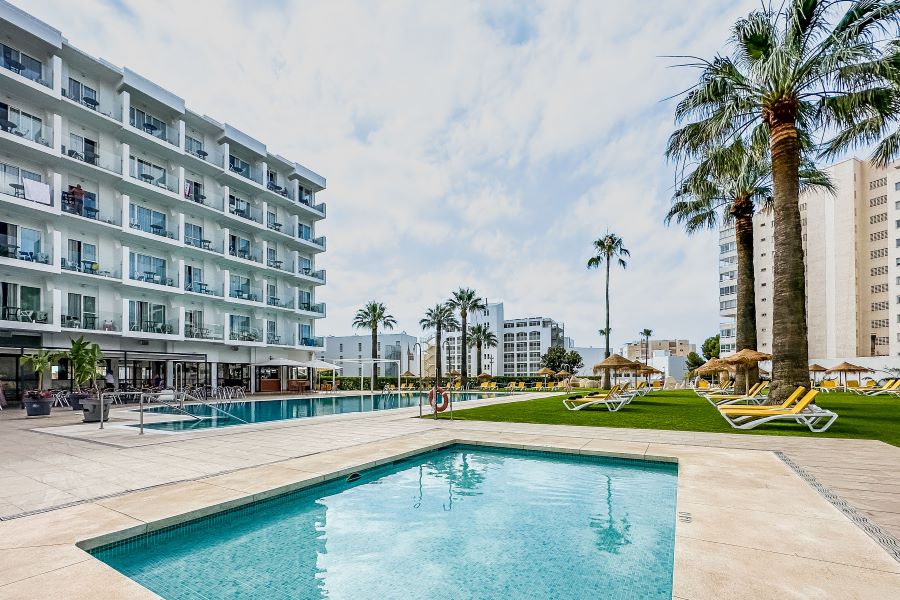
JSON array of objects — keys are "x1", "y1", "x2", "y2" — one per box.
[{"x1": 431, "y1": 390, "x2": 900, "y2": 447}]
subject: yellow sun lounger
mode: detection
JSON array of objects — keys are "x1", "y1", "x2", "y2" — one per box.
[
  {"x1": 717, "y1": 386, "x2": 805, "y2": 413},
  {"x1": 563, "y1": 386, "x2": 626, "y2": 411},
  {"x1": 862, "y1": 379, "x2": 898, "y2": 395},
  {"x1": 719, "y1": 390, "x2": 836, "y2": 431},
  {"x1": 704, "y1": 382, "x2": 768, "y2": 406}
]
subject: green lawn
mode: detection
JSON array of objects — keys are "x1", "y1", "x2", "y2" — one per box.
[{"x1": 431, "y1": 390, "x2": 900, "y2": 447}]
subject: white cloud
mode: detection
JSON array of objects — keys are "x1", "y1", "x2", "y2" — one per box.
[{"x1": 21, "y1": 0, "x2": 755, "y2": 348}]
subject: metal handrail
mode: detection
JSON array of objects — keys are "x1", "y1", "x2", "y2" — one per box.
[{"x1": 177, "y1": 390, "x2": 250, "y2": 425}]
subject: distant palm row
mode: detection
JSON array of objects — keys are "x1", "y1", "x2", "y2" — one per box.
[
  {"x1": 661, "y1": 0, "x2": 900, "y2": 403},
  {"x1": 352, "y1": 288, "x2": 498, "y2": 388}
]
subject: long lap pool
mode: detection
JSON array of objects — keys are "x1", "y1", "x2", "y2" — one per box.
[
  {"x1": 90, "y1": 445, "x2": 678, "y2": 599},
  {"x1": 137, "y1": 391, "x2": 505, "y2": 431}
]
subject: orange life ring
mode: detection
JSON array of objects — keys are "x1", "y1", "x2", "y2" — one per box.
[{"x1": 429, "y1": 386, "x2": 449, "y2": 412}]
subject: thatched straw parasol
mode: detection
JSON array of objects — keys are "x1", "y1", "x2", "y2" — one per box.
[
  {"x1": 825, "y1": 361, "x2": 872, "y2": 387},
  {"x1": 476, "y1": 372, "x2": 492, "y2": 380},
  {"x1": 556, "y1": 370, "x2": 571, "y2": 378},
  {"x1": 535, "y1": 366, "x2": 556, "y2": 385},
  {"x1": 722, "y1": 349, "x2": 772, "y2": 392},
  {"x1": 400, "y1": 370, "x2": 416, "y2": 378},
  {"x1": 808, "y1": 363, "x2": 827, "y2": 385},
  {"x1": 593, "y1": 354, "x2": 640, "y2": 386},
  {"x1": 449, "y1": 369, "x2": 461, "y2": 377},
  {"x1": 693, "y1": 358, "x2": 730, "y2": 375}
]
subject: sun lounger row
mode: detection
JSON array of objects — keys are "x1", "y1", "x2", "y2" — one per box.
[{"x1": 561, "y1": 383, "x2": 651, "y2": 411}]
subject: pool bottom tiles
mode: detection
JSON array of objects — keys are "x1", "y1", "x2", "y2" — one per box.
[{"x1": 91, "y1": 445, "x2": 678, "y2": 599}]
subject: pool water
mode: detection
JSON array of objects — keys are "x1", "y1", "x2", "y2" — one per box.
[
  {"x1": 91, "y1": 446, "x2": 678, "y2": 599},
  {"x1": 138, "y1": 392, "x2": 503, "y2": 431}
]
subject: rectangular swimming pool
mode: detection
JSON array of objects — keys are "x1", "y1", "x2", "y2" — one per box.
[
  {"x1": 137, "y1": 392, "x2": 505, "y2": 431},
  {"x1": 90, "y1": 445, "x2": 678, "y2": 599}
]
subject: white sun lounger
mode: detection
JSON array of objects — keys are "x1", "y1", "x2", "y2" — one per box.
[{"x1": 563, "y1": 386, "x2": 629, "y2": 411}]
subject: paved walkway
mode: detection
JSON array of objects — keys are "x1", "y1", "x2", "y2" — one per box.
[{"x1": 1, "y1": 393, "x2": 898, "y2": 547}]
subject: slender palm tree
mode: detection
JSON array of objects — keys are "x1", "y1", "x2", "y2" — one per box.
[
  {"x1": 447, "y1": 288, "x2": 486, "y2": 386},
  {"x1": 639, "y1": 328, "x2": 653, "y2": 364},
  {"x1": 667, "y1": 1, "x2": 900, "y2": 401},
  {"x1": 352, "y1": 301, "x2": 396, "y2": 390},
  {"x1": 467, "y1": 323, "x2": 498, "y2": 376},
  {"x1": 667, "y1": 137, "x2": 832, "y2": 393},
  {"x1": 587, "y1": 233, "x2": 630, "y2": 388},
  {"x1": 420, "y1": 303, "x2": 459, "y2": 385}
]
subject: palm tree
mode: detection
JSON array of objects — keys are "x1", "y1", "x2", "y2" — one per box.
[
  {"x1": 467, "y1": 323, "x2": 498, "y2": 376},
  {"x1": 639, "y1": 328, "x2": 653, "y2": 364},
  {"x1": 447, "y1": 288, "x2": 486, "y2": 386},
  {"x1": 667, "y1": 1, "x2": 900, "y2": 402},
  {"x1": 667, "y1": 137, "x2": 832, "y2": 393},
  {"x1": 420, "y1": 303, "x2": 459, "y2": 385},
  {"x1": 352, "y1": 301, "x2": 396, "y2": 390},
  {"x1": 587, "y1": 232, "x2": 630, "y2": 388}
]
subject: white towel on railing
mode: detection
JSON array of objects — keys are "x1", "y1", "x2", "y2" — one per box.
[{"x1": 23, "y1": 179, "x2": 51, "y2": 205}]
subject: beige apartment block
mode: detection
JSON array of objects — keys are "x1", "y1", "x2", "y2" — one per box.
[{"x1": 620, "y1": 339, "x2": 695, "y2": 362}]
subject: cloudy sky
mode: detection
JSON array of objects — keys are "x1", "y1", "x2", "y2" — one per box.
[{"x1": 23, "y1": 0, "x2": 759, "y2": 349}]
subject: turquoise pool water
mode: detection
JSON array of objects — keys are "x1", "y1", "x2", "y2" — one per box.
[
  {"x1": 91, "y1": 445, "x2": 678, "y2": 599},
  {"x1": 138, "y1": 392, "x2": 503, "y2": 431}
]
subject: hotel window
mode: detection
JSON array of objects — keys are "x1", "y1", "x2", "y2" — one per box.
[
  {"x1": 298, "y1": 256, "x2": 311, "y2": 273},
  {"x1": 66, "y1": 77, "x2": 97, "y2": 106},
  {"x1": 68, "y1": 133, "x2": 97, "y2": 159},
  {"x1": 129, "y1": 156, "x2": 166, "y2": 184},
  {"x1": 229, "y1": 194, "x2": 250, "y2": 216},
  {"x1": 185, "y1": 135, "x2": 204, "y2": 157},
  {"x1": 129, "y1": 252, "x2": 166, "y2": 281},
  {"x1": 298, "y1": 223, "x2": 312, "y2": 240},
  {"x1": 129, "y1": 301, "x2": 166, "y2": 330},
  {"x1": 1, "y1": 44, "x2": 42, "y2": 81},
  {"x1": 228, "y1": 234, "x2": 251, "y2": 258},
  {"x1": 184, "y1": 223, "x2": 203, "y2": 248},
  {"x1": 266, "y1": 320, "x2": 277, "y2": 343},
  {"x1": 129, "y1": 107, "x2": 167, "y2": 138},
  {"x1": 129, "y1": 204, "x2": 167, "y2": 234},
  {"x1": 184, "y1": 265, "x2": 203, "y2": 291},
  {"x1": 266, "y1": 283, "x2": 277, "y2": 305},
  {"x1": 229, "y1": 155, "x2": 249, "y2": 175},
  {"x1": 67, "y1": 239, "x2": 96, "y2": 269},
  {"x1": 0, "y1": 162, "x2": 41, "y2": 189},
  {"x1": 230, "y1": 314, "x2": 251, "y2": 334},
  {"x1": 267, "y1": 169, "x2": 278, "y2": 186},
  {"x1": 184, "y1": 179, "x2": 204, "y2": 201},
  {"x1": 0, "y1": 103, "x2": 44, "y2": 143},
  {"x1": 230, "y1": 274, "x2": 250, "y2": 297},
  {"x1": 267, "y1": 247, "x2": 278, "y2": 265},
  {"x1": 298, "y1": 290, "x2": 311, "y2": 310},
  {"x1": 66, "y1": 293, "x2": 96, "y2": 326}
]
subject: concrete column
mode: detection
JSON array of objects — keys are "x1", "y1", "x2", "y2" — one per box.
[
  {"x1": 50, "y1": 229, "x2": 61, "y2": 271},
  {"x1": 51, "y1": 288, "x2": 61, "y2": 329},
  {"x1": 51, "y1": 55, "x2": 62, "y2": 96},
  {"x1": 165, "y1": 361, "x2": 174, "y2": 387},
  {"x1": 121, "y1": 298, "x2": 130, "y2": 331},
  {"x1": 120, "y1": 90, "x2": 130, "y2": 124},
  {"x1": 177, "y1": 306, "x2": 186, "y2": 339},
  {"x1": 177, "y1": 166, "x2": 185, "y2": 199},
  {"x1": 50, "y1": 172, "x2": 61, "y2": 211},
  {"x1": 51, "y1": 113, "x2": 62, "y2": 152},
  {"x1": 121, "y1": 245, "x2": 130, "y2": 282},
  {"x1": 261, "y1": 240, "x2": 269, "y2": 267},
  {"x1": 220, "y1": 142, "x2": 230, "y2": 167},
  {"x1": 120, "y1": 143, "x2": 130, "y2": 176},
  {"x1": 258, "y1": 161, "x2": 267, "y2": 185},
  {"x1": 209, "y1": 362, "x2": 218, "y2": 388},
  {"x1": 177, "y1": 213, "x2": 185, "y2": 243},
  {"x1": 177, "y1": 119, "x2": 185, "y2": 149},
  {"x1": 222, "y1": 268, "x2": 230, "y2": 298},
  {"x1": 261, "y1": 200, "x2": 268, "y2": 225},
  {"x1": 177, "y1": 258, "x2": 185, "y2": 288},
  {"x1": 121, "y1": 194, "x2": 130, "y2": 229}
]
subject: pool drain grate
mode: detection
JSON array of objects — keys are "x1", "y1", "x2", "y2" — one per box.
[{"x1": 776, "y1": 451, "x2": 900, "y2": 563}]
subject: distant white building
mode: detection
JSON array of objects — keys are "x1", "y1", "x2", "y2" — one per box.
[{"x1": 318, "y1": 332, "x2": 421, "y2": 378}]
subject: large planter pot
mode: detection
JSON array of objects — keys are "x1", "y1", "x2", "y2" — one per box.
[
  {"x1": 24, "y1": 398, "x2": 52, "y2": 416},
  {"x1": 67, "y1": 393, "x2": 90, "y2": 411},
  {"x1": 81, "y1": 398, "x2": 110, "y2": 423}
]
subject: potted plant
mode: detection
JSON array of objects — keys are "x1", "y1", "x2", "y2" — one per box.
[
  {"x1": 65, "y1": 337, "x2": 106, "y2": 420},
  {"x1": 21, "y1": 349, "x2": 61, "y2": 416}
]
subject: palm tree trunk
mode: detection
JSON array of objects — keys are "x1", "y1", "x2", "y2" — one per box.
[
  {"x1": 460, "y1": 311, "x2": 468, "y2": 386},
  {"x1": 435, "y1": 325, "x2": 442, "y2": 385},
  {"x1": 371, "y1": 326, "x2": 378, "y2": 391},
  {"x1": 770, "y1": 120, "x2": 808, "y2": 403},
  {"x1": 476, "y1": 341, "x2": 483, "y2": 376},
  {"x1": 603, "y1": 259, "x2": 611, "y2": 388},
  {"x1": 733, "y1": 199, "x2": 758, "y2": 395}
]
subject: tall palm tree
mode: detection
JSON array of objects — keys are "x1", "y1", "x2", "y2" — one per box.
[
  {"x1": 467, "y1": 323, "x2": 498, "y2": 376},
  {"x1": 420, "y1": 303, "x2": 459, "y2": 385},
  {"x1": 667, "y1": 137, "x2": 832, "y2": 393},
  {"x1": 587, "y1": 232, "x2": 630, "y2": 388},
  {"x1": 352, "y1": 301, "x2": 396, "y2": 390},
  {"x1": 667, "y1": 1, "x2": 900, "y2": 401},
  {"x1": 639, "y1": 328, "x2": 653, "y2": 364},
  {"x1": 447, "y1": 288, "x2": 486, "y2": 386}
]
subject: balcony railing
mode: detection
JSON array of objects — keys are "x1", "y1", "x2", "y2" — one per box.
[
  {"x1": 0, "y1": 58, "x2": 51, "y2": 88},
  {"x1": 185, "y1": 236, "x2": 223, "y2": 253},
  {"x1": 228, "y1": 203, "x2": 262, "y2": 224},
  {"x1": 129, "y1": 221, "x2": 178, "y2": 240},
  {"x1": 298, "y1": 267, "x2": 326, "y2": 282},
  {"x1": 129, "y1": 117, "x2": 179, "y2": 147},
  {"x1": 186, "y1": 146, "x2": 224, "y2": 168},
  {"x1": 298, "y1": 301, "x2": 325, "y2": 314},
  {"x1": 267, "y1": 331, "x2": 295, "y2": 346},
  {"x1": 185, "y1": 323, "x2": 224, "y2": 340},
  {"x1": 228, "y1": 162, "x2": 263, "y2": 184},
  {"x1": 61, "y1": 89, "x2": 116, "y2": 119},
  {"x1": 1, "y1": 304, "x2": 51, "y2": 324},
  {"x1": 267, "y1": 296, "x2": 294, "y2": 309},
  {"x1": 0, "y1": 170, "x2": 53, "y2": 206},
  {"x1": 185, "y1": 281, "x2": 224, "y2": 297},
  {"x1": 0, "y1": 241, "x2": 51, "y2": 264},
  {"x1": 266, "y1": 220, "x2": 293, "y2": 236},
  {"x1": 270, "y1": 259, "x2": 294, "y2": 273},
  {"x1": 299, "y1": 336, "x2": 324, "y2": 348},
  {"x1": 184, "y1": 192, "x2": 224, "y2": 212},
  {"x1": 1, "y1": 119, "x2": 52, "y2": 147},
  {"x1": 61, "y1": 311, "x2": 121, "y2": 332},
  {"x1": 228, "y1": 246, "x2": 261, "y2": 263},
  {"x1": 61, "y1": 258, "x2": 118, "y2": 278},
  {"x1": 128, "y1": 318, "x2": 179, "y2": 334},
  {"x1": 230, "y1": 327, "x2": 262, "y2": 342},
  {"x1": 128, "y1": 270, "x2": 178, "y2": 288},
  {"x1": 229, "y1": 286, "x2": 262, "y2": 302},
  {"x1": 298, "y1": 195, "x2": 326, "y2": 214},
  {"x1": 129, "y1": 163, "x2": 178, "y2": 193},
  {"x1": 266, "y1": 181, "x2": 294, "y2": 200},
  {"x1": 62, "y1": 147, "x2": 121, "y2": 174}
]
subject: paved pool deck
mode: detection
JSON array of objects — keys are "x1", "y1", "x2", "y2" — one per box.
[{"x1": 1, "y1": 391, "x2": 898, "y2": 599}]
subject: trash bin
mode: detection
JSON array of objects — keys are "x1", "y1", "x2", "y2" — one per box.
[{"x1": 82, "y1": 398, "x2": 109, "y2": 423}]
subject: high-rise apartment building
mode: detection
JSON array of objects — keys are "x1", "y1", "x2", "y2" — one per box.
[
  {"x1": 619, "y1": 339, "x2": 695, "y2": 362},
  {"x1": 318, "y1": 333, "x2": 421, "y2": 378},
  {"x1": 718, "y1": 157, "x2": 900, "y2": 360},
  {"x1": 0, "y1": 3, "x2": 327, "y2": 399}
]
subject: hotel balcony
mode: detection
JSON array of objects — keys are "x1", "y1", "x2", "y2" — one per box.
[
  {"x1": 61, "y1": 311, "x2": 122, "y2": 334},
  {"x1": 184, "y1": 281, "x2": 224, "y2": 297},
  {"x1": 267, "y1": 257, "x2": 293, "y2": 273},
  {"x1": 228, "y1": 202, "x2": 263, "y2": 225},
  {"x1": 127, "y1": 220, "x2": 178, "y2": 241},
  {"x1": 266, "y1": 220, "x2": 295, "y2": 237},
  {"x1": 0, "y1": 118, "x2": 52, "y2": 148},
  {"x1": 297, "y1": 267, "x2": 326, "y2": 283},
  {"x1": 127, "y1": 162, "x2": 179, "y2": 194},
  {"x1": 267, "y1": 330, "x2": 295, "y2": 346},
  {"x1": 0, "y1": 236, "x2": 53, "y2": 268},
  {"x1": 227, "y1": 161, "x2": 263, "y2": 186},
  {"x1": 185, "y1": 322, "x2": 225, "y2": 341},
  {"x1": 62, "y1": 146, "x2": 121, "y2": 175},
  {"x1": 61, "y1": 192, "x2": 121, "y2": 226},
  {"x1": 229, "y1": 326, "x2": 263, "y2": 343},
  {"x1": 266, "y1": 180, "x2": 295, "y2": 201},
  {"x1": 297, "y1": 301, "x2": 326, "y2": 317},
  {"x1": 127, "y1": 269, "x2": 178, "y2": 289},
  {"x1": 0, "y1": 56, "x2": 52, "y2": 89},
  {"x1": 0, "y1": 296, "x2": 56, "y2": 333},
  {"x1": 266, "y1": 296, "x2": 295, "y2": 310},
  {"x1": 228, "y1": 246, "x2": 262, "y2": 264},
  {"x1": 127, "y1": 116, "x2": 179, "y2": 148},
  {"x1": 127, "y1": 316, "x2": 179, "y2": 335},
  {"x1": 60, "y1": 258, "x2": 119, "y2": 279},
  {"x1": 297, "y1": 336, "x2": 325, "y2": 349},
  {"x1": 229, "y1": 285, "x2": 262, "y2": 303},
  {"x1": 185, "y1": 236, "x2": 223, "y2": 254}
]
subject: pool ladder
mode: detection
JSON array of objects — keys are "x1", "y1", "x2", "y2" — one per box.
[{"x1": 175, "y1": 389, "x2": 250, "y2": 424}]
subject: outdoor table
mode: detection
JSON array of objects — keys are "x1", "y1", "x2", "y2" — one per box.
[
  {"x1": 6, "y1": 59, "x2": 24, "y2": 73},
  {"x1": 144, "y1": 271, "x2": 160, "y2": 283},
  {"x1": 67, "y1": 149, "x2": 84, "y2": 161},
  {"x1": 82, "y1": 260, "x2": 98, "y2": 273},
  {"x1": 268, "y1": 260, "x2": 283, "y2": 268},
  {"x1": 142, "y1": 123, "x2": 158, "y2": 134},
  {"x1": 0, "y1": 118, "x2": 17, "y2": 132},
  {"x1": 200, "y1": 239, "x2": 212, "y2": 250},
  {"x1": 197, "y1": 282, "x2": 209, "y2": 293},
  {"x1": 9, "y1": 183, "x2": 24, "y2": 197},
  {"x1": 82, "y1": 96, "x2": 99, "y2": 109},
  {"x1": 139, "y1": 173, "x2": 154, "y2": 183},
  {"x1": 271, "y1": 222, "x2": 282, "y2": 231},
  {"x1": 149, "y1": 223, "x2": 164, "y2": 235},
  {"x1": 3, "y1": 244, "x2": 18, "y2": 258},
  {"x1": 83, "y1": 206, "x2": 99, "y2": 219},
  {"x1": 2, "y1": 306, "x2": 19, "y2": 320},
  {"x1": 268, "y1": 183, "x2": 283, "y2": 192},
  {"x1": 82, "y1": 314, "x2": 97, "y2": 329},
  {"x1": 195, "y1": 193, "x2": 206, "y2": 201},
  {"x1": 83, "y1": 152, "x2": 99, "y2": 165},
  {"x1": 18, "y1": 309, "x2": 34, "y2": 322},
  {"x1": 195, "y1": 149, "x2": 208, "y2": 159}
]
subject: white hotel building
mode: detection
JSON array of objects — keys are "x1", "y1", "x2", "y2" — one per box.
[
  {"x1": 0, "y1": 4, "x2": 327, "y2": 400},
  {"x1": 718, "y1": 156, "x2": 900, "y2": 367}
]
